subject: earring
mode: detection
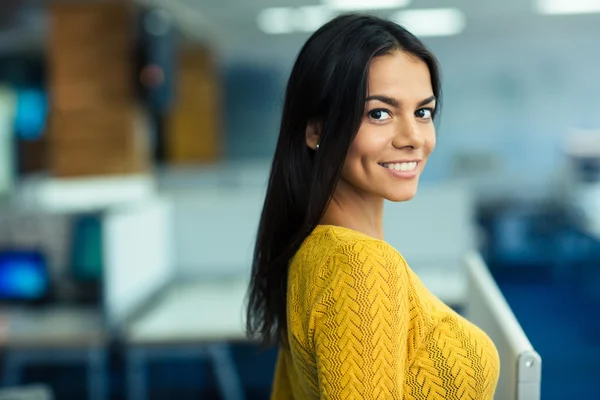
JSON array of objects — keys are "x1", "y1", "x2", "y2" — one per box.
[{"x1": 316, "y1": 143, "x2": 320, "y2": 150}]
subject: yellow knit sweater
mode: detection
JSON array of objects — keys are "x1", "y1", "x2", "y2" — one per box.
[{"x1": 271, "y1": 225, "x2": 499, "y2": 399}]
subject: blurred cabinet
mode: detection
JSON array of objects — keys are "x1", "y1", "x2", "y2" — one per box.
[
  {"x1": 165, "y1": 46, "x2": 221, "y2": 164},
  {"x1": 48, "y1": 1, "x2": 133, "y2": 112},
  {"x1": 46, "y1": 1, "x2": 149, "y2": 178},
  {"x1": 48, "y1": 107, "x2": 149, "y2": 177}
]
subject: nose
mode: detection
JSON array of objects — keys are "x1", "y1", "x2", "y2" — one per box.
[{"x1": 392, "y1": 116, "x2": 425, "y2": 150}]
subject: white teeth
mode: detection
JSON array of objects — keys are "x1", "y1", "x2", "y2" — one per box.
[{"x1": 381, "y1": 162, "x2": 417, "y2": 171}]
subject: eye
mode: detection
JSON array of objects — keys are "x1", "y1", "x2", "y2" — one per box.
[
  {"x1": 415, "y1": 108, "x2": 434, "y2": 121},
  {"x1": 368, "y1": 109, "x2": 392, "y2": 121}
]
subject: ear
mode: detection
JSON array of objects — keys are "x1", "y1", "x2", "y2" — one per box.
[{"x1": 305, "y1": 120, "x2": 322, "y2": 151}]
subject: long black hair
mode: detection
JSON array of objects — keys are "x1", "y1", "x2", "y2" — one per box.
[{"x1": 246, "y1": 13, "x2": 442, "y2": 347}]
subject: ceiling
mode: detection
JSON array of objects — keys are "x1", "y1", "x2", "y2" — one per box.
[
  {"x1": 1, "y1": 0, "x2": 599, "y2": 65},
  {"x1": 151, "y1": 0, "x2": 600, "y2": 64}
]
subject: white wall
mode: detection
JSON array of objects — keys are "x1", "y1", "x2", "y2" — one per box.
[
  {"x1": 164, "y1": 168, "x2": 475, "y2": 303},
  {"x1": 103, "y1": 197, "x2": 174, "y2": 328},
  {"x1": 171, "y1": 187, "x2": 265, "y2": 277},
  {"x1": 384, "y1": 182, "x2": 475, "y2": 303}
]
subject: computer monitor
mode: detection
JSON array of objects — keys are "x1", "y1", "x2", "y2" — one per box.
[
  {"x1": 0, "y1": 250, "x2": 49, "y2": 302},
  {"x1": 464, "y1": 251, "x2": 542, "y2": 400}
]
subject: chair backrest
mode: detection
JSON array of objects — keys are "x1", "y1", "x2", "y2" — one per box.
[{"x1": 464, "y1": 251, "x2": 542, "y2": 400}]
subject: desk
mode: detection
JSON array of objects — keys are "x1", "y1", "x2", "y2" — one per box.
[
  {"x1": 126, "y1": 278, "x2": 247, "y2": 344},
  {"x1": 123, "y1": 278, "x2": 249, "y2": 400},
  {"x1": 0, "y1": 306, "x2": 107, "y2": 400}
]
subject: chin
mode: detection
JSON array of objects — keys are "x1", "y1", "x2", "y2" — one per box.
[
  {"x1": 385, "y1": 186, "x2": 418, "y2": 202},
  {"x1": 385, "y1": 190, "x2": 417, "y2": 203}
]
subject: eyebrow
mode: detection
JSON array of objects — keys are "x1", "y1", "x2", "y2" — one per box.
[{"x1": 365, "y1": 94, "x2": 436, "y2": 108}]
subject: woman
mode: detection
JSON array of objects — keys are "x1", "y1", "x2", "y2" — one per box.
[{"x1": 247, "y1": 14, "x2": 499, "y2": 399}]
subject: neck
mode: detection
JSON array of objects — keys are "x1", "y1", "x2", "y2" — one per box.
[{"x1": 320, "y1": 179, "x2": 385, "y2": 240}]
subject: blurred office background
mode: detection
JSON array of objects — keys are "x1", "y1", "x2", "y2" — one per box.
[{"x1": 0, "y1": 0, "x2": 599, "y2": 399}]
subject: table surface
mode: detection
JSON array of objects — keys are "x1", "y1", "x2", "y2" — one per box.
[
  {"x1": 0, "y1": 305, "x2": 106, "y2": 348},
  {"x1": 123, "y1": 263, "x2": 466, "y2": 346},
  {"x1": 124, "y1": 277, "x2": 250, "y2": 345}
]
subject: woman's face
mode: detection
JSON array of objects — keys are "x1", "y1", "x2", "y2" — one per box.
[{"x1": 339, "y1": 50, "x2": 437, "y2": 203}]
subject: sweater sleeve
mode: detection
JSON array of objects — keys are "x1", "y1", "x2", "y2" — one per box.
[{"x1": 312, "y1": 240, "x2": 410, "y2": 399}]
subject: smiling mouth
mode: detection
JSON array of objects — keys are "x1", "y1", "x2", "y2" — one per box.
[{"x1": 378, "y1": 161, "x2": 419, "y2": 172}]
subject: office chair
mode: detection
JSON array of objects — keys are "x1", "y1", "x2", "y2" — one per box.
[{"x1": 464, "y1": 251, "x2": 542, "y2": 400}]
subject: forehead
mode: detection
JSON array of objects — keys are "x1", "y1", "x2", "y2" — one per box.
[{"x1": 367, "y1": 51, "x2": 433, "y2": 98}]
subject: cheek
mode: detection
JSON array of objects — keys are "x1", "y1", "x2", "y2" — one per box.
[
  {"x1": 352, "y1": 126, "x2": 390, "y2": 159},
  {"x1": 345, "y1": 131, "x2": 386, "y2": 173},
  {"x1": 341, "y1": 135, "x2": 377, "y2": 182},
  {"x1": 341, "y1": 143, "x2": 363, "y2": 181},
  {"x1": 425, "y1": 129, "x2": 437, "y2": 156}
]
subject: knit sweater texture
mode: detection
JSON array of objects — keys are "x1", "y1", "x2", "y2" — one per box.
[{"x1": 271, "y1": 225, "x2": 499, "y2": 399}]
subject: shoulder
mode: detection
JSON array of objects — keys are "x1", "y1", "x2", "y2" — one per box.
[
  {"x1": 290, "y1": 225, "x2": 410, "y2": 309},
  {"x1": 313, "y1": 225, "x2": 408, "y2": 283}
]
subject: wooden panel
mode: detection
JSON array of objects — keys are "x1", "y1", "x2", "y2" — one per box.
[
  {"x1": 165, "y1": 46, "x2": 221, "y2": 164},
  {"x1": 50, "y1": 48, "x2": 132, "y2": 83},
  {"x1": 47, "y1": 2, "x2": 134, "y2": 111},
  {"x1": 48, "y1": 107, "x2": 150, "y2": 177},
  {"x1": 49, "y1": 1, "x2": 132, "y2": 39},
  {"x1": 51, "y1": 79, "x2": 133, "y2": 112},
  {"x1": 47, "y1": 1, "x2": 145, "y2": 177}
]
